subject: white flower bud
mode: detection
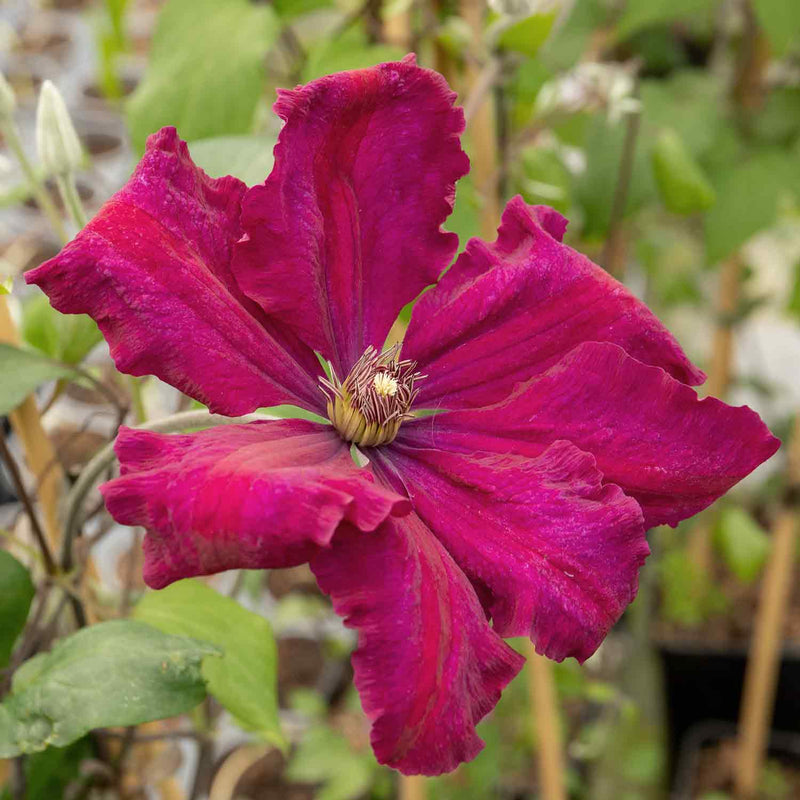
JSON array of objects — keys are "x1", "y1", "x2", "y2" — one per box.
[
  {"x1": 36, "y1": 80, "x2": 83, "y2": 176},
  {"x1": 0, "y1": 72, "x2": 16, "y2": 120}
]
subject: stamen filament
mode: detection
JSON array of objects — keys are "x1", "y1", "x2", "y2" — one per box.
[{"x1": 320, "y1": 344, "x2": 424, "y2": 447}]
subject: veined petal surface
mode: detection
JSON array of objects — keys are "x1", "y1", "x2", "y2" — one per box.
[
  {"x1": 375, "y1": 440, "x2": 648, "y2": 663},
  {"x1": 311, "y1": 513, "x2": 524, "y2": 775},
  {"x1": 26, "y1": 127, "x2": 322, "y2": 415},
  {"x1": 399, "y1": 342, "x2": 779, "y2": 529},
  {"x1": 102, "y1": 419, "x2": 409, "y2": 589},
  {"x1": 233, "y1": 56, "x2": 469, "y2": 375},
  {"x1": 403, "y1": 196, "x2": 705, "y2": 411}
]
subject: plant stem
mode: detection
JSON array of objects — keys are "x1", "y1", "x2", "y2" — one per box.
[
  {"x1": 0, "y1": 120, "x2": 67, "y2": 244},
  {"x1": 55, "y1": 173, "x2": 87, "y2": 230},
  {"x1": 0, "y1": 432, "x2": 56, "y2": 575},
  {"x1": 734, "y1": 414, "x2": 800, "y2": 798},
  {"x1": 526, "y1": 642, "x2": 567, "y2": 800},
  {"x1": 127, "y1": 376, "x2": 147, "y2": 423}
]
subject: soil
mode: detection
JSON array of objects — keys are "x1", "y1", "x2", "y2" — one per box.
[{"x1": 691, "y1": 738, "x2": 800, "y2": 799}]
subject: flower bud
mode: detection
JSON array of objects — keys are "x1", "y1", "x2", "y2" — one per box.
[
  {"x1": 36, "y1": 80, "x2": 83, "y2": 176},
  {"x1": 0, "y1": 72, "x2": 16, "y2": 120}
]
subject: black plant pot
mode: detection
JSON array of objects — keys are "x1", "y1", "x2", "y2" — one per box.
[
  {"x1": 657, "y1": 640, "x2": 800, "y2": 783},
  {"x1": 672, "y1": 720, "x2": 800, "y2": 799}
]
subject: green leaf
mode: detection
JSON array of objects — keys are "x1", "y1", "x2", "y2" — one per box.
[
  {"x1": 573, "y1": 116, "x2": 656, "y2": 240},
  {"x1": 435, "y1": 17, "x2": 473, "y2": 59},
  {"x1": 0, "y1": 550, "x2": 35, "y2": 669},
  {"x1": 126, "y1": 0, "x2": 279, "y2": 153},
  {"x1": 715, "y1": 507, "x2": 771, "y2": 583},
  {"x1": 287, "y1": 725, "x2": 375, "y2": 800},
  {"x1": 22, "y1": 294, "x2": 102, "y2": 365},
  {"x1": 301, "y1": 28, "x2": 405, "y2": 83},
  {"x1": 134, "y1": 579, "x2": 284, "y2": 749},
  {"x1": 615, "y1": 0, "x2": 715, "y2": 42},
  {"x1": 447, "y1": 175, "x2": 480, "y2": 249},
  {"x1": 640, "y1": 70, "x2": 723, "y2": 158},
  {"x1": 789, "y1": 259, "x2": 800, "y2": 319},
  {"x1": 752, "y1": 0, "x2": 800, "y2": 56},
  {"x1": 753, "y1": 88, "x2": 800, "y2": 146},
  {"x1": 651, "y1": 128, "x2": 716, "y2": 214},
  {"x1": 658, "y1": 547, "x2": 727, "y2": 627},
  {"x1": 0, "y1": 620, "x2": 218, "y2": 757},
  {"x1": 24, "y1": 737, "x2": 93, "y2": 800},
  {"x1": 516, "y1": 145, "x2": 571, "y2": 214},
  {"x1": 496, "y1": 12, "x2": 556, "y2": 58},
  {"x1": 271, "y1": 0, "x2": 332, "y2": 19},
  {"x1": 539, "y1": 0, "x2": 608, "y2": 71},
  {"x1": 0, "y1": 343, "x2": 77, "y2": 416},
  {"x1": 189, "y1": 135, "x2": 275, "y2": 187},
  {"x1": 705, "y1": 149, "x2": 800, "y2": 264}
]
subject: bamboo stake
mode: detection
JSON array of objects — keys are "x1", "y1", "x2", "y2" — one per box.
[
  {"x1": 734, "y1": 415, "x2": 800, "y2": 798},
  {"x1": 398, "y1": 775, "x2": 427, "y2": 800},
  {"x1": 706, "y1": 256, "x2": 744, "y2": 398},
  {"x1": 526, "y1": 642, "x2": 567, "y2": 800},
  {"x1": 687, "y1": 256, "x2": 744, "y2": 572},
  {"x1": 462, "y1": 0, "x2": 501, "y2": 238}
]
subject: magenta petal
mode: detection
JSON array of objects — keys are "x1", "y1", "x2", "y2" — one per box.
[
  {"x1": 400, "y1": 342, "x2": 780, "y2": 529},
  {"x1": 311, "y1": 513, "x2": 523, "y2": 775},
  {"x1": 376, "y1": 441, "x2": 648, "y2": 663},
  {"x1": 232, "y1": 56, "x2": 469, "y2": 375},
  {"x1": 25, "y1": 127, "x2": 322, "y2": 415},
  {"x1": 403, "y1": 196, "x2": 705, "y2": 410},
  {"x1": 101, "y1": 419, "x2": 409, "y2": 589}
]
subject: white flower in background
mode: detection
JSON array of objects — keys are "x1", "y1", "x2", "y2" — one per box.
[
  {"x1": 36, "y1": 80, "x2": 83, "y2": 177},
  {"x1": 536, "y1": 61, "x2": 640, "y2": 123}
]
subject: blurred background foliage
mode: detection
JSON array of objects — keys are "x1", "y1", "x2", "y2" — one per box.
[{"x1": 1, "y1": 0, "x2": 800, "y2": 798}]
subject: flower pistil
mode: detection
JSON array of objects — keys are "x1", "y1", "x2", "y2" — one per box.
[{"x1": 321, "y1": 344, "x2": 423, "y2": 447}]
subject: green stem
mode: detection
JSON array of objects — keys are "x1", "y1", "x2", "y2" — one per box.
[
  {"x1": 55, "y1": 173, "x2": 87, "y2": 230},
  {"x1": 128, "y1": 376, "x2": 147, "y2": 423},
  {"x1": 0, "y1": 119, "x2": 68, "y2": 244}
]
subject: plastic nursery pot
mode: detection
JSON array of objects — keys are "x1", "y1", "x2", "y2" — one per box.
[
  {"x1": 657, "y1": 641, "x2": 800, "y2": 783},
  {"x1": 672, "y1": 720, "x2": 800, "y2": 799}
]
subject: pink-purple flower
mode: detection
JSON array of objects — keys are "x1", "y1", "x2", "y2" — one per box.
[{"x1": 26, "y1": 55, "x2": 778, "y2": 775}]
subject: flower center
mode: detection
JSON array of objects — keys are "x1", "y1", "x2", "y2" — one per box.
[{"x1": 320, "y1": 344, "x2": 423, "y2": 447}]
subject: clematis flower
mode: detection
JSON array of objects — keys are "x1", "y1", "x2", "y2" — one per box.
[{"x1": 26, "y1": 56, "x2": 778, "y2": 775}]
